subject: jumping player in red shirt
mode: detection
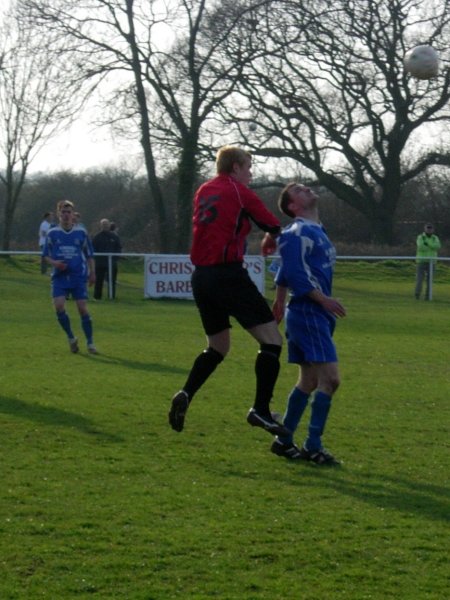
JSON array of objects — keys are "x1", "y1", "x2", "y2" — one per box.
[{"x1": 169, "y1": 145, "x2": 290, "y2": 438}]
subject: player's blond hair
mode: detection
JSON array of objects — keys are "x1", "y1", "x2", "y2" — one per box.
[
  {"x1": 216, "y1": 146, "x2": 251, "y2": 174},
  {"x1": 56, "y1": 199, "x2": 75, "y2": 214}
]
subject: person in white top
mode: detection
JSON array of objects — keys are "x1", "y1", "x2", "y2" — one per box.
[{"x1": 38, "y1": 212, "x2": 54, "y2": 274}]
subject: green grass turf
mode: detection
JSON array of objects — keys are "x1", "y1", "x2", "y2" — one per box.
[{"x1": 0, "y1": 256, "x2": 449, "y2": 599}]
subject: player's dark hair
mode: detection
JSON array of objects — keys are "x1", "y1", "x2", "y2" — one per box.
[{"x1": 278, "y1": 183, "x2": 297, "y2": 218}]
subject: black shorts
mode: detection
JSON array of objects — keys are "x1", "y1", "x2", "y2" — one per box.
[{"x1": 192, "y1": 263, "x2": 275, "y2": 336}]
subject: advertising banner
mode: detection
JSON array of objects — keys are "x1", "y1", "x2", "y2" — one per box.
[{"x1": 144, "y1": 254, "x2": 265, "y2": 299}]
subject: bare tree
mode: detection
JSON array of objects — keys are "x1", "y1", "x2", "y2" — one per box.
[
  {"x1": 22, "y1": 0, "x2": 271, "y2": 252},
  {"x1": 0, "y1": 3, "x2": 87, "y2": 250},
  {"x1": 219, "y1": 0, "x2": 450, "y2": 243}
]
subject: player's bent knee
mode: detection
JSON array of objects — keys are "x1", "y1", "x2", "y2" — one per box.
[
  {"x1": 331, "y1": 378, "x2": 340, "y2": 393},
  {"x1": 299, "y1": 378, "x2": 318, "y2": 394},
  {"x1": 325, "y1": 377, "x2": 340, "y2": 394},
  {"x1": 250, "y1": 320, "x2": 283, "y2": 346},
  {"x1": 208, "y1": 340, "x2": 230, "y2": 357}
]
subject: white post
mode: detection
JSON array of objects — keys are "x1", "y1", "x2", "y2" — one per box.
[
  {"x1": 108, "y1": 254, "x2": 113, "y2": 299},
  {"x1": 427, "y1": 259, "x2": 433, "y2": 301}
]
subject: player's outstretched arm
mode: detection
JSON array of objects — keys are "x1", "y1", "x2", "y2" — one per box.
[{"x1": 261, "y1": 232, "x2": 279, "y2": 256}]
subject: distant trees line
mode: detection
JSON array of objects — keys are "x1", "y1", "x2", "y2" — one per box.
[
  {"x1": 1, "y1": 0, "x2": 450, "y2": 251},
  {"x1": 4, "y1": 165, "x2": 450, "y2": 254}
]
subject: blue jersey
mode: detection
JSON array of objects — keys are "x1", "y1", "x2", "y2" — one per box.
[
  {"x1": 276, "y1": 218, "x2": 338, "y2": 363},
  {"x1": 43, "y1": 225, "x2": 93, "y2": 286},
  {"x1": 275, "y1": 217, "x2": 336, "y2": 303}
]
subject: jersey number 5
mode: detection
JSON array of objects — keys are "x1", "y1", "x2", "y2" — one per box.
[{"x1": 197, "y1": 195, "x2": 219, "y2": 224}]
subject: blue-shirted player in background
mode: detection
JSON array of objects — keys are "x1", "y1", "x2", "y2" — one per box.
[
  {"x1": 43, "y1": 200, "x2": 98, "y2": 354},
  {"x1": 271, "y1": 183, "x2": 346, "y2": 465}
]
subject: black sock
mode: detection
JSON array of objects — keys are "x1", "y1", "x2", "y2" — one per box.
[
  {"x1": 183, "y1": 347, "x2": 224, "y2": 400},
  {"x1": 253, "y1": 344, "x2": 281, "y2": 415}
]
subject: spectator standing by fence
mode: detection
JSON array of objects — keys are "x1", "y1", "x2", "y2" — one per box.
[
  {"x1": 92, "y1": 218, "x2": 122, "y2": 300},
  {"x1": 73, "y1": 212, "x2": 87, "y2": 232},
  {"x1": 38, "y1": 212, "x2": 54, "y2": 274},
  {"x1": 415, "y1": 223, "x2": 441, "y2": 301}
]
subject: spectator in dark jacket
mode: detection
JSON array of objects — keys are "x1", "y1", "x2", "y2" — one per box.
[{"x1": 92, "y1": 219, "x2": 122, "y2": 300}]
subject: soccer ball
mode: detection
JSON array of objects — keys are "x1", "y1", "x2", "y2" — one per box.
[{"x1": 403, "y1": 45, "x2": 439, "y2": 80}]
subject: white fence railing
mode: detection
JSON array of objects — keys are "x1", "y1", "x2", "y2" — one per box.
[{"x1": 1, "y1": 251, "x2": 448, "y2": 301}]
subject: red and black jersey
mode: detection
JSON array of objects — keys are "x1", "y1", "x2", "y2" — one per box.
[{"x1": 190, "y1": 174, "x2": 280, "y2": 266}]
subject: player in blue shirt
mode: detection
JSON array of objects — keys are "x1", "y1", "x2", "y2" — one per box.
[
  {"x1": 43, "y1": 200, "x2": 98, "y2": 354},
  {"x1": 271, "y1": 183, "x2": 346, "y2": 464}
]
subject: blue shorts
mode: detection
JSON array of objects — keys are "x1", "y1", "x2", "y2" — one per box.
[
  {"x1": 52, "y1": 279, "x2": 88, "y2": 301},
  {"x1": 285, "y1": 302, "x2": 337, "y2": 364}
]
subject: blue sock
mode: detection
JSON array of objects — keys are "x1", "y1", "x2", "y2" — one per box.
[
  {"x1": 305, "y1": 391, "x2": 332, "y2": 451},
  {"x1": 81, "y1": 314, "x2": 93, "y2": 345},
  {"x1": 278, "y1": 387, "x2": 309, "y2": 445},
  {"x1": 57, "y1": 311, "x2": 74, "y2": 339}
]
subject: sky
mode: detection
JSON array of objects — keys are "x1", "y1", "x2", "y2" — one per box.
[
  {"x1": 0, "y1": 0, "x2": 130, "y2": 175},
  {"x1": 1, "y1": 0, "x2": 169, "y2": 176},
  {"x1": 29, "y1": 119, "x2": 139, "y2": 175}
]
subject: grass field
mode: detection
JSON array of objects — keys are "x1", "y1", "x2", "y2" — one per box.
[{"x1": 1, "y1": 256, "x2": 449, "y2": 599}]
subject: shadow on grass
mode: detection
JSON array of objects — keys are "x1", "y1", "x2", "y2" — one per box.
[
  {"x1": 213, "y1": 457, "x2": 449, "y2": 524},
  {"x1": 81, "y1": 353, "x2": 187, "y2": 374},
  {"x1": 0, "y1": 395, "x2": 123, "y2": 442},
  {"x1": 299, "y1": 467, "x2": 450, "y2": 523}
]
